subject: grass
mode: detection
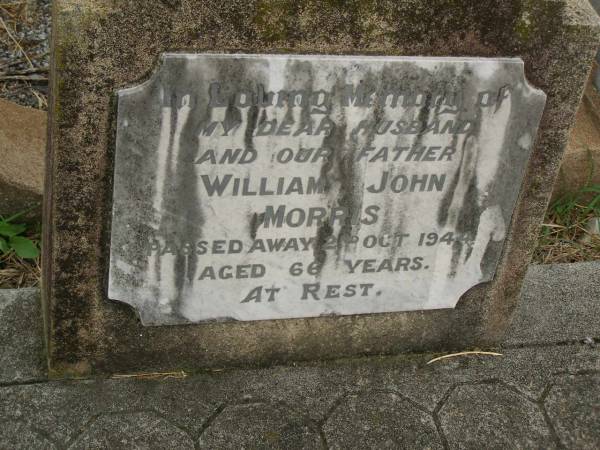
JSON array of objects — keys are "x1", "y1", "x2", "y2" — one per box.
[
  {"x1": 0, "y1": 209, "x2": 41, "y2": 289},
  {"x1": 533, "y1": 183, "x2": 600, "y2": 264}
]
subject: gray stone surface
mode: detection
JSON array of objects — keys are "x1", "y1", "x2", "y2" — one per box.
[
  {"x1": 506, "y1": 261, "x2": 600, "y2": 346},
  {"x1": 69, "y1": 412, "x2": 195, "y2": 449},
  {"x1": 110, "y1": 54, "x2": 545, "y2": 325},
  {"x1": 198, "y1": 403, "x2": 322, "y2": 449},
  {"x1": 439, "y1": 384, "x2": 555, "y2": 449},
  {"x1": 0, "y1": 288, "x2": 46, "y2": 383},
  {"x1": 0, "y1": 421, "x2": 56, "y2": 450},
  {"x1": 545, "y1": 374, "x2": 600, "y2": 449},
  {"x1": 324, "y1": 391, "x2": 442, "y2": 449}
]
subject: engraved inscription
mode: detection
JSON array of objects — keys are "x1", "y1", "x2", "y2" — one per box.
[{"x1": 109, "y1": 54, "x2": 546, "y2": 325}]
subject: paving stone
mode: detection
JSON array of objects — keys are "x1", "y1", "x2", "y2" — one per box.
[
  {"x1": 439, "y1": 383, "x2": 556, "y2": 449},
  {"x1": 545, "y1": 374, "x2": 600, "y2": 449},
  {"x1": 489, "y1": 345, "x2": 600, "y2": 398},
  {"x1": 68, "y1": 411, "x2": 194, "y2": 449},
  {"x1": 355, "y1": 345, "x2": 600, "y2": 409},
  {"x1": 0, "y1": 377, "x2": 220, "y2": 445},
  {"x1": 507, "y1": 261, "x2": 600, "y2": 346},
  {"x1": 0, "y1": 382, "x2": 109, "y2": 444},
  {"x1": 198, "y1": 403, "x2": 322, "y2": 449},
  {"x1": 0, "y1": 289, "x2": 46, "y2": 383},
  {"x1": 324, "y1": 391, "x2": 442, "y2": 449},
  {"x1": 218, "y1": 364, "x2": 350, "y2": 422},
  {"x1": 333, "y1": 356, "x2": 454, "y2": 412},
  {"x1": 0, "y1": 420, "x2": 56, "y2": 450},
  {"x1": 421, "y1": 345, "x2": 600, "y2": 401},
  {"x1": 104, "y1": 378, "x2": 220, "y2": 438}
]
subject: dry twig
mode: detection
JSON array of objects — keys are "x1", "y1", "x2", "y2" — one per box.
[
  {"x1": 111, "y1": 371, "x2": 188, "y2": 380},
  {"x1": 426, "y1": 351, "x2": 503, "y2": 365},
  {"x1": 30, "y1": 87, "x2": 46, "y2": 108},
  {"x1": 0, "y1": 66, "x2": 47, "y2": 76},
  {"x1": 0, "y1": 252, "x2": 40, "y2": 288},
  {"x1": 0, "y1": 74, "x2": 47, "y2": 81},
  {"x1": 0, "y1": 15, "x2": 34, "y2": 69}
]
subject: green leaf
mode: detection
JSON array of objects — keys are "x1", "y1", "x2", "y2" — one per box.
[
  {"x1": 0, "y1": 221, "x2": 26, "y2": 237},
  {"x1": 0, "y1": 237, "x2": 8, "y2": 254},
  {"x1": 9, "y1": 236, "x2": 39, "y2": 259}
]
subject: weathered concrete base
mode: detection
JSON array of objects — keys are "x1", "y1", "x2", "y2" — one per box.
[
  {"x1": 4, "y1": 262, "x2": 599, "y2": 383},
  {"x1": 1, "y1": 262, "x2": 600, "y2": 448}
]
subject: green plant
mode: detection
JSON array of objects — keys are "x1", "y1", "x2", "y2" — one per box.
[
  {"x1": 550, "y1": 186, "x2": 600, "y2": 219},
  {"x1": 535, "y1": 182, "x2": 600, "y2": 264},
  {"x1": 0, "y1": 208, "x2": 40, "y2": 259},
  {"x1": 551, "y1": 149, "x2": 600, "y2": 220}
]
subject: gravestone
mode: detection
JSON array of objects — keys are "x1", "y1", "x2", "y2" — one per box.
[{"x1": 44, "y1": 0, "x2": 600, "y2": 376}]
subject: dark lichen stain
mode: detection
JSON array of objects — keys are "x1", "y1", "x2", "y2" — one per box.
[
  {"x1": 249, "y1": 212, "x2": 265, "y2": 240},
  {"x1": 448, "y1": 173, "x2": 481, "y2": 278},
  {"x1": 319, "y1": 73, "x2": 347, "y2": 194},
  {"x1": 437, "y1": 143, "x2": 465, "y2": 227},
  {"x1": 245, "y1": 104, "x2": 259, "y2": 151},
  {"x1": 254, "y1": 0, "x2": 300, "y2": 43},
  {"x1": 329, "y1": 71, "x2": 380, "y2": 258},
  {"x1": 160, "y1": 0, "x2": 181, "y2": 10},
  {"x1": 152, "y1": 56, "x2": 216, "y2": 316},
  {"x1": 313, "y1": 222, "x2": 334, "y2": 270},
  {"x1": 413, "y1": 92, "x2": 433, "y2": 148}
]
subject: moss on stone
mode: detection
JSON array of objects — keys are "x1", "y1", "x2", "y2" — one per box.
[
  {"x1": 253, "y1": 0, "x2": 297, "y2": 42},
  {"x1": 514, "y1": 0, "x2": 566, "y2": 44},
  {"x1": 48, "y1": 360, "x2": 93, "y2": 379}
]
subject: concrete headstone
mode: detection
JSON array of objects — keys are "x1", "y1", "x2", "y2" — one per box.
[{"x1": 43, "y1": 0, "x2": 600, "y2": 376}]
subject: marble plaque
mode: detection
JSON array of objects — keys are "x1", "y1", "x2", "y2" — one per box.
[{"x1": 109, "y1": 53, "x2": 546, "y2": 325}]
